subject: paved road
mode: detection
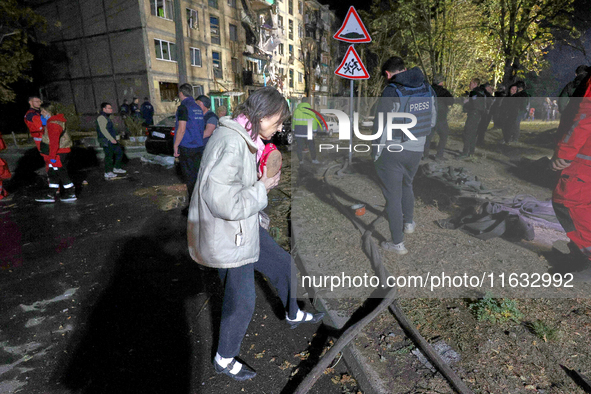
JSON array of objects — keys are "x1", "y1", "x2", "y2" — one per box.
[{"x1": 0, "y1": 153, "x2": 350, "y2": 394}]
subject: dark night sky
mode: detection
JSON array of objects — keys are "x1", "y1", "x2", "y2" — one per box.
[{"x1": 324, "y1": 0, "x2": 370, "y2": 20}]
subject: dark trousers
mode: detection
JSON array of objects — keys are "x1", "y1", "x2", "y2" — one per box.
[
  {"x1": 294, "y1": 137, "x2": 317, "y2": 161},
  {"x1": 48, "y1": 153, "x2": 73, "y2": 189},
  {"x1": 424, "y1": 120, "x2": 449, "y2": 158},
  {"x1": 476, "y1": 112, "x2": 492, "y2": 145},
  {"x1": 179, "y1": 145, "x2": 204, "y2": 204},
  {"x1": 375, "y1": 149, "x2": 422, "y2": 244},
  {"x1": 502, "y1": 116, "x2": 522, "y2": 143},
  {"x1": 217, "y1": 226, "x2": 299, "y2": 358},
  {"x1": 462, "y1": 111, "x2": 483, "y2": 155},
  {"x1": 103, "y1": 142, "x2": 123, "y2": 173}
]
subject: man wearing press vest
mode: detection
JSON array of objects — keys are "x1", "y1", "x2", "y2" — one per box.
[
  {"x1": 373, "y1": 56, "x2": 437, "y2": 255},
  {"x1": 174, "y1": 83, "x2": 205, "y2": 215}
]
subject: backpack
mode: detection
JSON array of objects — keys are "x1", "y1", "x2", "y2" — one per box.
[
  {"x1": 389, "y1": 82, "x2": 434, "y2": 139},
  {"x1": 40, "y1": 120, "x2": 72, "y2": 155}
]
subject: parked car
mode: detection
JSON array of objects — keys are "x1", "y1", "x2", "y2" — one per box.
[
  {"x1": 145, "y1": 115, "x2": 175, "y2": 155},
  {"x1": 271, "y1": 119, "x2": 293, "y2": 146},
  {"x1": 319, "y1": 113, "x2": 339, "y2": 137}
]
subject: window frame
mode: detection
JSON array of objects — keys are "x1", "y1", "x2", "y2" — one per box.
[
  {"x1": 154, "y1": 38, "x2": 177, "y2": 62},
  {"x1": 289, "y1": 68, "x2": 294, "y2": 88},
  {"x1": 209, "y1": 0, "x2": 218, "y2": 9},
  {"x1": 210, "y1": 16, "x2": 221, "y2": 45},
  {"x1": 288, "y1": 0, "x2": 293, "y2": 15},
  {"x1": 288, "y1": 19, "x2": 293, "y2": 40},
  {"x1": 229, "y1": 23, "x2": 238, "y2": 42},
  {"x1": 186, "y1": 8, "x2": 198, "y2": 30},
  {"x1": 193, "y1": 85, "x2": 204, "y2": 97},
  {"x1": 212, "y1": 51, "x2": 223, "y2": 79},
  {"x1": 190, "y1": 47, "x2": 202, "y2": 67},
  {"x1": 227, "y1": 0, "x2": 237, "y2": 7},
  {"x1": 151, "y1": 0, "x2": 174, "y2": 20},
  {"x1": 159, "y1": 81, "x2": 179, "y2": 102}
]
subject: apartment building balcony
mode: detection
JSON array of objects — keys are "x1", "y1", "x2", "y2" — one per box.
[{"x1": 250, "y1": 0, "x2": 274, "y2": 11}]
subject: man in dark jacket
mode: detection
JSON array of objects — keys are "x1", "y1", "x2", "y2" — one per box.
[
  {"x1": 373, "y1": 56, "x2": 436, "y2": 255},
  {"x1": 510, "y1": 81, "x2": 530, "y2": 142},
  {"x1": 140, "y1": 97, "x2": 154, "y2": 126},
  {"x1": 174, "y1": 83, "x2": 205, "y2": 213},
  {"x1": 424, "y1": 74, "x2": 453, "y2": 161},
  {"x1": 96, "y1": 102, "x2": 125, "y2": 179},
  {"x1": 459, "y1": 78, "x2": 486, "y2": 157},
  {"x1": 558, "y1": 65, "x2": 589, "y2": 113},
  {"x1": 476, "y1": 82, "x2": 494, "y2": 146}
]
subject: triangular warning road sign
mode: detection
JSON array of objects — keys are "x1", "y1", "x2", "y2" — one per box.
[
  {"x1": 333, "y1": 6, "x2": 371, "y2": 43},
  {"x1": 334, "y1": 45, "x2": 370, "y2": 79}
]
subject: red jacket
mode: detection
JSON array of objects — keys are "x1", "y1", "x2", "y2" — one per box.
[
  {"x1": 24, "y1": 108, "x2": 44, "y2": 140},
  {"x1": 555, "y1": 77, "x2": 591, "y2": 167},
  {"x1": 44, "y1": 114, "x2": 70, "y2": 163}
]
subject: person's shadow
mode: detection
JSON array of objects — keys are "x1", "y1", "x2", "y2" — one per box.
[{"x1": 56, "y1": 213, "x2": 213, "y2": 394}]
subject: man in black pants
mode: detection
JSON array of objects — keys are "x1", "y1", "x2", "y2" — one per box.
[
  {"x1": 424, "y1": 74, "x2": 453, "y2": 161},
  {"x1": 459, "y1": 78, "x2": 486, "y2": 158},
  {"x1": 173, "y1": 84, "x2": 205, "y2": 215},
  {"x1": 476, "y1": 82, "x2": 494, "y2": 146}
]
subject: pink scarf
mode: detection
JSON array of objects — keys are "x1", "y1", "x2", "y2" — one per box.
[{"x1": 234, "y1": 114, "x2": 266, "y2": 163}]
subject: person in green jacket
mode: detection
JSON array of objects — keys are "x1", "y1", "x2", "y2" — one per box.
[{"x1": 293, "y1": 102, "x2": 322, "y2": 165}]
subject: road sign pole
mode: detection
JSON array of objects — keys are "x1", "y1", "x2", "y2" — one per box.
[{"x1": 349, "y1": 79, "x2": 353, "y2": 166}]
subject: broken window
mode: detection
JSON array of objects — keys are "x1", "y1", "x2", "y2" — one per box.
[
  {"x1": 212, "y1": 51, "x2": 223, "y2": 79},
  {"x1": 210, "y1": 16, "x2": 221, "y2": 44},
  {"x1": 187, "y1": 8, "x2": 198, "y2": 29}
]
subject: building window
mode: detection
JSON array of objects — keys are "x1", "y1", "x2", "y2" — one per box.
[
  {"x1": 246, "y1": 60, "x2": 258, "y2": 73},
  {"x1": 288, "y1": 19, "x2": 293, "y2": 40},
  {"x1": 209, "y1": 0, "x2": 218, "y2": 9},
  {"x1": 187, "y1": 8, "x2": 198, "y2": 29},
  {"x1": 159, "y1": 82, "x2": 178, "y2": 101},
  {"x1": 298, "y1": 23, "x2": 303, "y2": 38},
  {"x1": 151, "y1": 0, "x2": 173, "y2": 19},
  {"x1": 154, "y1": 39, "x2": 177, "y2": 62},
  {"x1": 190, "y1": 47, "x2": 202, "y2": 66},
  {"x1": 210, "y1": 16, "x2": 220, "y2": 44},
  {"x1": 298, "y1": 0, "x2": 303, "y2": 14},
  {"x1": 298, "y1": 49, "x2": 302, "y2": 61},
  {"x1": 229, "y1": 24, "x2": 238, "y2": 41},
  {"x1": 214, "y1": 98, "x2": 224, "y2": 108},
  {"x1": 289, "y1": 0, "x2": 293, "y2": 15},
  {"x1": 279, "y1": 67, "x2": 284, "y2": 75},
  {"x1": 232, "y1": 58, "x2": 239, "y2": 73},
  {"x1": 289, "y1": 44, "x2": 293, "y2": 59},
  {"x1": 298, "y1": 72, "x2": 303, "y2": 83},
  {"x1": 193, "y1": 85, "x2": 204, "y2": 97},
  {"x1": 228, "y1": 0, "x2": 236, "y2": 7},
  {"x1": 278, "y1": 43, "x2": 284, "y2": 55},
  {"x1": 289, "y1": 69, "x2": 294, "y2": 88},
  {"x1": 212, "y1": 51, "x2": 222, "y2": 79}
]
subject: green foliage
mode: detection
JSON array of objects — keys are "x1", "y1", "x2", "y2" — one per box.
[
  {"x1": 0, "y1": 0, "x2": 46, "y2": 103},
  {"x1": 469, "y1": 293, "x2": 523, "y2": 324},
  {"x1": 525, "y1": 320, "x2": 560, "y2": 342},
  {"x1": 52, "y1": 102, "x2": 81, "y2": 132},
  {"x1": 124, "y1": 117, "x2": 146, "y2": 137}
]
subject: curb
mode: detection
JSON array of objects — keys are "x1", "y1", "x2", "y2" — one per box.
[{"x1": 292, "y1": 218, "x2": 389, "y2": 394}]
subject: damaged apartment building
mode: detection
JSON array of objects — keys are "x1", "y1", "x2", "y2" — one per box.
[{"x1": 31, "y1": 0, "x2": 339, "y2": 119}]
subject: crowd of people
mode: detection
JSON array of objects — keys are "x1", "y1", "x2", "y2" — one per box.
[
  {"x1": 373, "y1": 56, "x2": 591, "y2": 284},
  {"x1": 9, "y1": 57, "x2": 591, "y2": 382}
]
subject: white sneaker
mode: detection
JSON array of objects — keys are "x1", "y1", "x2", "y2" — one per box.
[
  {"x1": 104, "y1": 172, "x2": 117, "y2": 179},
  {"x1": 381, "y1": 241, "x2": 408, "y2": 255},
  {"x1": 312, "y1": 159, "x2": 320, "y2": 164},
  {"x1": 403, "y1": 221, "x2": 416, "y2": 234},
  {"x1": 113, "y1": 168, "x2": 127, "y2": 174}
]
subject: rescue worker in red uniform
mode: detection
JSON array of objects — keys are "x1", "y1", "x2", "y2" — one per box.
[
  {"x1": 0, "y1": 132, "x2": 10, "y2": 200},
  {"x1": 552, "y1": 70, "x2": 591, "y2": 264},
  {"x1": 24, "y1": 95, "x2": 51, "y2": 170}
]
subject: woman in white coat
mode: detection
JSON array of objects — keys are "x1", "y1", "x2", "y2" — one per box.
[{"x1": 187, "y1": 87, "x2": 324, "y2": 381}]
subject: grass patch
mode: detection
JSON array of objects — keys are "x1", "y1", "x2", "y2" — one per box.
[
  {"x1": 525, "y1": 320, "x2": 560, "y2": 342},
  {"x1": 469, "y1": 293, "x2": 523, "y2": 324}
]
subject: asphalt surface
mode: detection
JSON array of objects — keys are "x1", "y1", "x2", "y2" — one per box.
[{"x1": 0, "y1": 148, "x2": 351, "y2": 394}]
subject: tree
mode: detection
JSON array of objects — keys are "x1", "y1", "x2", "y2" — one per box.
[
  {"x1": 0, "y1": 0, "x2": 45, "y2": 103},
  {"x1": 480, "y1": 0, "x2": 576, "y2": 89}
]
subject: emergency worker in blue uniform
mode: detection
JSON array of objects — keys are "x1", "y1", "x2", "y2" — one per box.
[{"x1": 174, "y1": 83, "x2": 205, "y2": 212}]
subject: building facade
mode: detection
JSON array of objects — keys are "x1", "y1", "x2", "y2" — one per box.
[{"x1": 32, "y1": 0, "x2": 337, "y2": 117}]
